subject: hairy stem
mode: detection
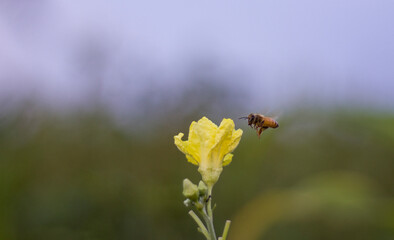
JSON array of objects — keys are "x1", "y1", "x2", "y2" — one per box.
[
  {"x1": 206, "y1": 186, "x2": 217, "y2": 240},
  {"x1": 188, "y1": 210, "x2": 210, "y2": 240}
]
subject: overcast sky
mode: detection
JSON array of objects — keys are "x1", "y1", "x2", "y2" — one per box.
[{"x1": 1, "y1": 0, "x2": 393, "y2": 113}]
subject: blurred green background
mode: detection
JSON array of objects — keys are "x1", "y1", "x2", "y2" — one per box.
[
  {"x1": 1, "y1": 104, "x2": 393, "y2": 240},
  {"x1": 1, "y1": 1, "x2": 394, "y2": 239}
]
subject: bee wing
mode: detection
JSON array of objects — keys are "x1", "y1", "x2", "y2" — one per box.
[
  {"x1": 273, "y1": 114, "x2": 282, "y2": 121},
  {"x1": 257, "y1": 108, "x2": 283, "y2": 120},
  {"x1": 266, "y1": 110, "x2": 283, "y2": 121}
]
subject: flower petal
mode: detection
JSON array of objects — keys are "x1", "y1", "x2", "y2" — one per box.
[
  {"x1": 227, "y1": 129, "x2": 243, "y2": 153},
  {"x1": 193, "y1": 117, "x2": 218, "y2": 148},
  {"x1": 174, "y1": 133, "x2": 186, "y2": 153},
  {"x1": 222, "y1": 153, "x2": 233, "y2": 166},
  {"x1": 186, "y1": 121, "x2": 201, "y2": 163},
  {"x1": 186, "y1": 155, "x2": 199, "y2": 166},
  {"x1": 174, "y1": 132, "x2": 199, "y2": 165},
  {"x1": 209, "y1": 119, "x2": 242, "y2": 166},
  {"x1": 191, "y1": 117, "x2": 219, "y2": 164}
]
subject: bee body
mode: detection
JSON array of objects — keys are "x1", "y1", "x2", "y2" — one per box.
[{"x1": 240, "y1": 113, "x2": 279, "y2": 137}]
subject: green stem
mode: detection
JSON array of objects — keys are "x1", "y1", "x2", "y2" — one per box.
[
  {"x1": 221, "y1": 220, "x2": 231, "y2": 240},
  {"x1": 205, "y1": 186, "x2": 217, "y2": 240},
  {"x1": 188, "y1": 210, "x2": 210, "y2": 240},
  {"x1": 207, "y1": 187, "x2": 213, "y2": 218},
  {"x1": 198, "y1": 207, "x2": 216, "y2": 240}
]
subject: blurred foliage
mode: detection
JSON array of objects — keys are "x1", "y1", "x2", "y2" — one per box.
[{"x1": 0, "y1": 108, "x2": 393, "y2": 240}]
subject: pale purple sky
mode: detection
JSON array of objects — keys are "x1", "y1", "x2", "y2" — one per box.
[{"x1": 1, "y1": 0, "x2": 393, "y2": 113}]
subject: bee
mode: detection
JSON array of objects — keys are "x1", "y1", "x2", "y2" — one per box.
[{"x1": 239, "y1": 113, "x2": 279, "y2": 137}]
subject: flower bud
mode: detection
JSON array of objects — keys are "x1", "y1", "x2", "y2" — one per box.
[
  {"x1": 194, "y1": 202, "x2": 204, "y2": 211},
  {"x1": 182, "y1": 178, "x2": 199, "y2": 201},
  {"x1": 198, "y1": 181, "x2": 208, "y2": 196},
  {"x1": 183, "y1": 199, "x2": 192, "y2": 207}
]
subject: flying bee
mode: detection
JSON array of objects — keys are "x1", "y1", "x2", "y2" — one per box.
[{"x1": 239, "y1": 113, "x2": 279, "y2": 138}]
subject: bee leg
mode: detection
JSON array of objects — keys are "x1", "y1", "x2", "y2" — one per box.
[
  {"x1": 258, "y1": 128, "x2": 263, "y2": 138},
  {"x1": 206, "y1": 195, "x2": 211, "y2": 203},
  {"x1": 258, "y1": 127, "x2": 268, "y2": 138},
  {"x1": 255, "y1": 120, "x2": 263, "y2": 130}
]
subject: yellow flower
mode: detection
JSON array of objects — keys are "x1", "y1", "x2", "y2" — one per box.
[{"x1": 174, "y1": 117, "x2": 243, "y2": 187}]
